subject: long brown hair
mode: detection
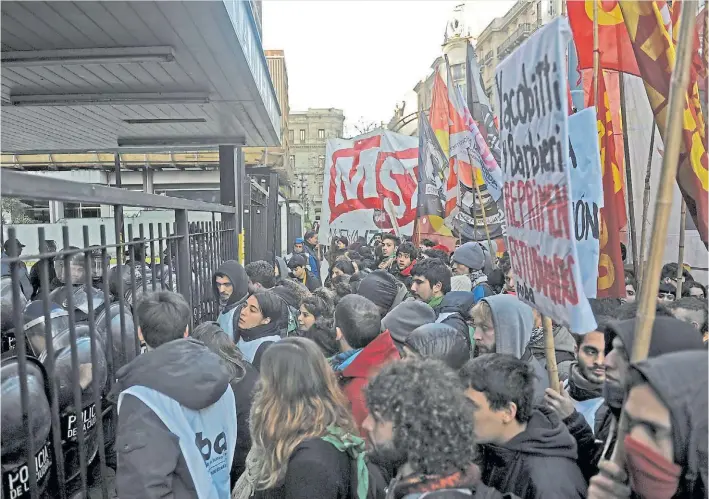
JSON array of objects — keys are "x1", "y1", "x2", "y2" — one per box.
[{"x1": 248, "y1": 337, "x2": 355, "y2": 489}]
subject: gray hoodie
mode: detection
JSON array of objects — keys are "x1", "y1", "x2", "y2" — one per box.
[
  {"x1": 111, "y1": 338, "x2": 233, "y2": 499},
  {"x1": 482, "y1": 295, "x2": 550, "y2": 401},
  {"x1": 381, "y1": 301, "x2": 437, "y2": 344}
]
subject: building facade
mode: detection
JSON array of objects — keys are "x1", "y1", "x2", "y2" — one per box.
[
  {"x1": 244, "y1": 49, "x2": 293, "y2": 193},
  {"x1": 288, "y1": 108, "x2": 345, "y2": 223}
]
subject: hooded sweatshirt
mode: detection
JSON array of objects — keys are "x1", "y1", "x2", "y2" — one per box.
[
  {"x1": 405, "y1": 323, "x2": 470, "y2": 370},
  {"x1": 112, "y1": 339, "x2": 235, "y2": 499},
  {"x1": 481, "y1": 295, "x2": 549, "y2": 402},
  {"x1": 437, "y1": 291, "x2": 476, "y2": 351},
  {"x1": 630, "y1": 351, "x2": 707, "y2": 499},
  {"x1": 335, "y1": 331, "x2": 400, "y2": 435},
  {"x1": 214, "y1": 261, "x2": 249, "y2": 341},
  {"x1": 358, "y1": 270, "x2": 410, "y2": 317},
  {"x1": 527, "y1": 325, "x2": 576, "y2": 381},
  {"x1": 275, "y1": 256, "x2": 289, "y2": 282},
  {"x1": 479, "y1": 407, "x2": 587, "y2": 499},
  {"x1": 382, "y1": 301, "x2": 437, "y2": 345}
]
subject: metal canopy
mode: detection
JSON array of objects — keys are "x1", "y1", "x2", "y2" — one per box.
[{"x1": 1, "y1": 1, "x2": 281, "y2": 153}]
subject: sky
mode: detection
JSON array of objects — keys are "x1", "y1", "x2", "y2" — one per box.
[{"x1": 262, "y1": 0, "x2": 515, "y2": 135}]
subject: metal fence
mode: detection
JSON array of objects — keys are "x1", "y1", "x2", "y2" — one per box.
[{"x1": 1, "y1": 169, "x2": 238, "y2": 499}]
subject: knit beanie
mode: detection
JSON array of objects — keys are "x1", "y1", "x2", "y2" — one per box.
[
  {"x1": 451, "y1": 242, "x2": 486, "y2": 271},
  {"x1": 381, "y1": 301, "x2": 437, "y2": 344}
]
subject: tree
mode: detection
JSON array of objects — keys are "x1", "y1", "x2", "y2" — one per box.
[
  {"x1": 1, "y1": 198, "x2": 35, "y2": 224},
  {"x1": 345, "y1": 117, "x2": 383, "y2": 138}
]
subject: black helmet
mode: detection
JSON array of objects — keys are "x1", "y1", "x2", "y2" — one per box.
[
  {"x1": 22, "y1": 301, "x2": 71, "y2": 358},
  {"x1": 1, "y1": 276, "x2": 27, "y2": 333},
  {"x1": 50, "y1": 325, "x2": 107, "y2": 483},
  {"x1": 1, "y1": 356, "x2": 53, "y2": 496},
  {"x1": 54, "y1": 247, "x2": 90, "y2": 286}
]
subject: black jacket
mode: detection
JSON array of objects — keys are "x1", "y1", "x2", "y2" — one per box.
[
  {"x1": 253, "y1": 438, "x2": 386, "y2": 499},
  {"x1": 229, "y1": 362, "x2": 259, "y2": 485},
  {"x1": 478, "y1": 408, "x2": 587, "y2": 499},
  {"x1": 111, "y1": 338, "x2": 233, "y2": 499},
  {"x1": 436, "y1": 292, "x2": 476, "y2": 352},
  {"x1": 300, "y1": 270, "x2": 322, "y2": 292}
]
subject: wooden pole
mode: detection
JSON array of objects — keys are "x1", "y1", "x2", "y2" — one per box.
[
  {"x1": 677, "y1": 199, "x2": 687, "y2": 291},
  {"x1": 592, "y1": 0, "x2": 600, "y2": 107},
  {"x1": 611, "y1": 0, "x2": 699, "y2": 466},
  {"x1": 638, "y1": 120, "x2": 656, "y2": 291},
  {"x1": 543, "y1": 315, "x2": 561, "y2": 393},
  {"x1": 467, "y1": 152, "x2": 496, "y2": 260},
  {"x1": 384, "y1": 198, "x2": 402, "y2": 240},
  {"x1": 619, "y1": 73, "x2": 639, "y2": 283}
]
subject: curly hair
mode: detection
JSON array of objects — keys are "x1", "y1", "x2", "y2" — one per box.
[
  {"x1": 365, "y1": 358, "x2": 476, "y2": 476},
  {"x1": 249, "y1": 337, "x2": 356, "y2": 490},
  {"x1": 300, "y1": 288, "x2": 334, "y2": 319}
]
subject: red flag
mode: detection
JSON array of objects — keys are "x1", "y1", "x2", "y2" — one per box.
[
  {"x1": 595, "y1": 69, "x2": 627, "y2": 298},
  {"x1": 568, "y1": 0, "x2": 640, "y2": 75}
]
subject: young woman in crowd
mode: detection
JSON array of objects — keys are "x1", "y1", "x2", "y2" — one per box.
[
  {"x1": 191, "y1": 322, "x2": 259, "y2": 485},
  {"x1": 236, "y1": 291, "x2": 288, "y2": 369},
  {"x1": 232, "y1": 337, "x2": 381, "y2": 499},
  {"x1": 298, "y1": 288, "x2": 334, "y2": 331}
]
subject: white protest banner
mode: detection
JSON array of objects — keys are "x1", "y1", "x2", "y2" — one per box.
[
  {"x1": 496, "y1": 17, "x2": 596, "y2": 333},
  {"x1": 569, "y1": 108, "x2": 604, "y2": 299},
  {"x1": 319, "y1": 130, "x2": 418, "y2": 244}
]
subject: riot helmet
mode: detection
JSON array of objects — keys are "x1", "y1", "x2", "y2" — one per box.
[
  {"x1": 1, "y1": 356, "x2": 53, "y2": 497},
  {"x1": 54, "y1": 247, "x2": 90, "y2": 286},
  {"x1": 50, "y1": 326, "x2": 107, "y2": 483},
  {"x1": 22, "y1": 301, "x2": 71, "y2": 358},
  {"x1": 88, "y1": 246, "x2": 107, "y2": 283},
  {"x1": 1, "y1": 275, "x2": 27, "y2": 333}
]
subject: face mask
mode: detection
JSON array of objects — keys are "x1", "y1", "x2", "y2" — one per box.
[{"x1": 624, "y1": 435, "x2": 681, "y2": 499}]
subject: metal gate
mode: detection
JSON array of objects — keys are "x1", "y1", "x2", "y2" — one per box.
[{"x1": 243, "y1": 171, "x2": 280, "y2": 264}]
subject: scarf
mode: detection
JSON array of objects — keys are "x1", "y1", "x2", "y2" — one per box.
[
  {"x1": 232, "y1": 426, "x2": 368, "y2": 499},
  {"x1": 427, "y1": 295, "x2": 444, "y2": 309},
  {"x1": 567, "y1": 362, "x2": 603, "y2": 401},
  {"x1": 530, "y1": 326, "x2": 545, "y2": 346},
  {"x1": 238, "y1": 320, "x2": 281, "y2": 342},
  {"x1": 386, "y1": 464, "x2": 482, "y2": 499},
  {"x1": 469, "y1": 270, "x2": 488, "y2": 288}
]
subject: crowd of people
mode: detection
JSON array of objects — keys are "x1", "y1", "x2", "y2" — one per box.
[{"x1": 3, "y1": 230, "x2": 708, "y2": 498}]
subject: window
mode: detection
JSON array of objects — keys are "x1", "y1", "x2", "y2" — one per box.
[
  {"x1": 318, "y1": 155, "x2": 325, "y2": 168},
  {"x1": 64, "y1": 202, "x2": 101, "y2": 219},
  {"x1": 299, "y1": 129, "x2": 305, "y2": 142},
  {"x1": 318, "y1": 129, "x2": 325, "y2": 139},
  {"x1": 319, "y1": 183, "x2": 323, "y2": 196},
  {"x1": 288, "y1": 129, "x2": 294, "y2": 142},
  {"x1": 289, "y1": 155, "x2": 295, "y2": 167}
]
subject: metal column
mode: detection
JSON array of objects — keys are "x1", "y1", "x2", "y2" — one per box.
[
  {"x1": 266, "y1": 172, "x2": 279, "y2": 263},
  {"x1": 219, "y1": 145, "x2": 244, "y2": 261}
]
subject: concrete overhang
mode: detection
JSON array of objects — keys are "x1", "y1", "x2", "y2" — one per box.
[{"x1": 1, "y1": 1, "x2": 281, "y2": 153}]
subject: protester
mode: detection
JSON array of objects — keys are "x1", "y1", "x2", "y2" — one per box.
[
  {"x1": 213, "y1": 260, "x2": 250, "y2": 340},
  {"x1": 667, "y1": 297, "x2": 707, "y2": 340},
  {"x1": 334, "y1": 236, "x2": 349, "y2": 250},
  {"x1": 331, "y1": 259, "x2": 356, "y2": 279},
  {"x1": 235, "y1": 291, "x2": 287, "y2": 369},
  {"x1": 364, "y1": 359, "x2": 513, "y2": 498},
  {"x1": 377, "y1": 233, "x2": 399, "y2": 271},
  {"x1": 392, "y1": 242, "x2": 417, "y2": 286},
  {"x1": 381, "y1": 300, "x2": 437, "y2": 352},
  {"x1": 331, "y1": 274, "x2": 353, "y2": 305},
  {"x1": 682, "y1": 279, "x2": 707, "y2": 299},
  {"x1": 470, "y1": 295, "x2": 549, "y2": 400},
  {"x1": 544, "y1": 323, "x2": 610, "y2": 481},
  {"x1": 288, "y1": 254, "x2": 322, "y2": 292},
  {"x1": 298, "y1": 288, "x2": 334, "y2": 331},
  {"x1": 624, "y1": 272, "x2": 637, "y2": 303},
  {"x1": 191, "y1": 321, "x2": 258, "y2": 484},
  {"x1": 657, "y1": 281, "x2": 677, "y2": 303},
  {"x1": 584, "y1": 316, "x2": 707, "y2": 477},
  {"x1": 297, "y1": 316, "x2": 339, "y2": 358},
  {"x1": 614, "y1": 299, "x2": 673, "y2": 320},
  {"x1": 245, "y1": 260, "x2": 277, "y2": 293},
  {"x1": 409, "y1": 258, "x2": 451, "y2": 313},
  {"x1": 460, "y1": 354, "x2": 587, "y2": 498},
  {"x1": 435, "y1": 290, "x2": 476, "y2": 351},
  {"x1": 660, "y1": 262, "x2": 693, "y2": 290},
  {"x1": 303, "y1": 230, "x2": 321, "y2": 274},
  {"x1": 450, "y1": 242, "x2": 493, "y2": 301},
  {"x1": 419, "y1": 238, "x2": 436, "y2": 252},
  {"x1": 526, "y1": 319, "x2": 576, "y2": 381},
  {"x1": 400, "y1": 323, "x2": 470, "y2": 370},
  {"x1": 112, "y1": 291, "x2": 236, "y2": 498},
  {"x1": 422, "y1": 248, "x2": 450, "y2": 265},
  {"x1": 232, "y1": 337, "x2": 384, "y2": 499},
  {"x1": 357, "y1": 270, "x2": 409, "y2": 318},
  {"x1": 330, "y1": 295, "x2": 399, "y2": 433},
  {"x1": 588, "y1": 350, "x2": 708, "y2": 499}
]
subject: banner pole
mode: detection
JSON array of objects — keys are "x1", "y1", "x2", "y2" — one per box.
[
  {"x1": 611, "y1": 0, "x2": 698, "y2": 466},
  {"x1": 592, "y1": 0, "x2": 599, "y2": 107},
  {"x1": 638, "y1": 120, "x2": 656, "y2": 291},
  {"x1": 384, "y1": 198, "x2": 403, "y2": 240},
  {"x1": 619, "y1": 72, "x2": 639, "y2": 282},
  {"x1": 467, "y1": 152, "x2": 496, "y2": 259},
  {"x1": 677, "y1": 198, "x2": 687, "y2": 291},
  {"x1": 543, "y1": 315, "x2": 561, "y2": 393}
]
